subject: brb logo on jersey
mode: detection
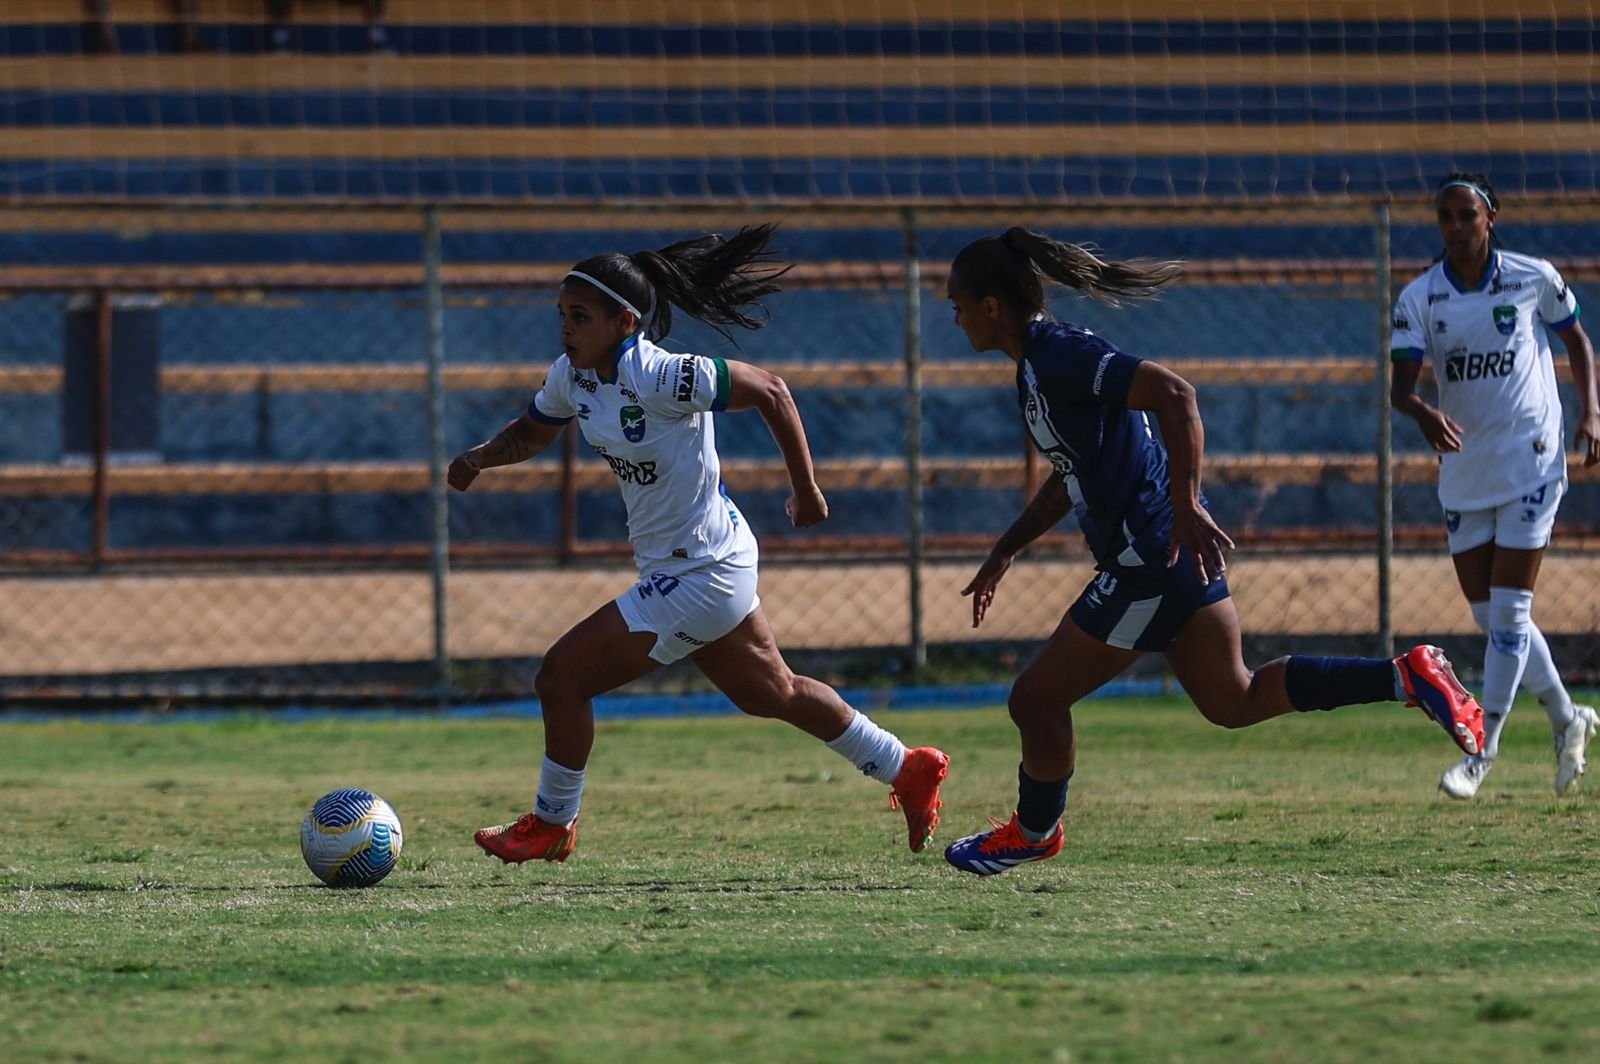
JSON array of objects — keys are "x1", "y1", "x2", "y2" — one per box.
[
  {"x1": 620, "y1": 405, "x2": 647, "y2": 442},
  {"x1": 1446, "y1": 349, "x2": 1516, "y2": 382},
  {"x1": 1493, "y1": 305, "x2": 1517, "y2": 336}
]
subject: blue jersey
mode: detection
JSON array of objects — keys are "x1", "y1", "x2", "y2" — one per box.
[{"x1": 1017, "y1": 319, "x2": 1181, "y2": 568}]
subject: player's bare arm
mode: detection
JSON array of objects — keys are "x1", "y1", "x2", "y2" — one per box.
[
  {"x1": 449, "y1": 413, "x2": 564, "y2": 491},
  {"x1": 1125, "y1": 360, "x2": 1233, "y2": 581},
  {"x1": 962, "y1": 473, "x2": 1070, "y2": 627},
  {"x1": 721, "y1": 359, "x2": 827, "y2": 527},
  {"x1": 1389, "y1": 357, "x2": 1464, "y2": 453},
  {"x1": 1556, "y1": 320, "x2": 1600, "y2": 466}
]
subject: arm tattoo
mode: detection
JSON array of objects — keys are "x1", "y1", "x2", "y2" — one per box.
[
  {"x1": 477, "y1": 420, "x2": 539, "y2": 467},
  {"x1": 996, "y1": 474, "x2": 1071, "y2": 556}
]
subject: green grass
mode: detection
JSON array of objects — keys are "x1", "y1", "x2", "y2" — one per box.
[{"x1": 2, "y1": 700, "x2": 1598, "y2": 1063}]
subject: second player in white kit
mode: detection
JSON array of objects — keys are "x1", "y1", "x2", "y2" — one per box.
[{"x1": 1390, "y1": 172, "x2": 1600, "y2": 798}]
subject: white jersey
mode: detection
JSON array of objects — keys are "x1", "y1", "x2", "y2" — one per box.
[
  {"x1": 529, "y1": 334, "x2": 757, "y2": 576},
  {"x1": 1390, "y1": 249, "x2": 1580, "y2": 511}
]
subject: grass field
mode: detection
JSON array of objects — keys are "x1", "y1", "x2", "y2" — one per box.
[{"x1": 3, "y1": 699, "x2": 1598, "y2": 1063}]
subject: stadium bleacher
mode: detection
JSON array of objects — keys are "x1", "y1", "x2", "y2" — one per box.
[{"x1": 1, "y1": 2, "x2": 1598, "y2": 689}]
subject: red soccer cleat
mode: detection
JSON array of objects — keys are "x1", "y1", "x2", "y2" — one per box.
[
  {"x1": 888, "y1": 747, "x2": 950, "y2": 853},
  {"x1": 474, "y1": 812, "x2": 579, "y2": 864},
  {"x1": 1396, "y1": 644, "x2": 1486, "y2": 756}
]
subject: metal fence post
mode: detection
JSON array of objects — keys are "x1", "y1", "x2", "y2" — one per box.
[
  {"x1": 902, "y1": 207, "x2": 926, "y2": 674},
  {"x1": 1375, "y1": 201, "x2": 1394, "y2": 658},
  {"x1": 90, "y1": 289, "x2": 112, "y2": 570},
  {"x1": 424, "y1": 207, "x2": 452, "y2": 706}
]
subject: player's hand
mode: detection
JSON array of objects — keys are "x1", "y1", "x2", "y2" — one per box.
[
  {"x1": 785, "y1": 485, "x2": 828, "y2": 528},
  {"x1": 1168, "y1": 501, "x2": 1234, "y2": 585},
  {"x1": 961, "y1": 550, "x2": 1013, "y2": 629},
  {"x1": 1576, "y1": 411, "x2": 1600, "y2": 467},
  {"x1": 1418, "y1": 408, "x2": 1464, "y2": 453},
  {"x1": 447, "y1": 451, "x2": 481, "y2": 492}
]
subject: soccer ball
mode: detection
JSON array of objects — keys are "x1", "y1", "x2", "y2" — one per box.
[{"x1": 299, "y1": 787, "x2": 404, "y2": 888}]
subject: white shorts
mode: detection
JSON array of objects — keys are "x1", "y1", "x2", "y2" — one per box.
[
  {"x1": 1445, "y1": 476, "x2": 1565, "y2": 554},
  {"x1": 614, "y1": 560, "x2": 761, "y2": 665}
]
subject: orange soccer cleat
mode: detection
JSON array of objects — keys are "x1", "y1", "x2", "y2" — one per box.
[
  {"x1": 888, "y1": 746, "x2": 950, "y2": 853},
  {"x1": 474, "y1": 812, "x2": 579, "y2": 864},
  {"x1": 1396, "y1": 644, "x2": 1486, "y2": 756}
]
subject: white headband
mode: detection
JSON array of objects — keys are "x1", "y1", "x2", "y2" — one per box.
[
  {"x1": 565, "y1": 270, "x2": 648, "y2": 320},
  {"x1": 1439, "y1": 180, "x2": 1494, "y2": 210}
]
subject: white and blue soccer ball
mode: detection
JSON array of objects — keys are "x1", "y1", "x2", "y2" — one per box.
[{"x1": 299, "y1": 788, "x2": 404, "y2": 888}]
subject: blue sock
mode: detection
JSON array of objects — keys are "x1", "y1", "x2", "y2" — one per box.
[
  {"x1": 1016, "y1": 763, "x2": 1070, "y2": 838},
  {"x1": 1284, "y1": 656, "x2": 1399, "y2": 712}
]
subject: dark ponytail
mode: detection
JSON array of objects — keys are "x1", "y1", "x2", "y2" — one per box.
[
  {"x1": 566, "y1": 223, "x2": 790, "y2": 343},
  {"x1": 949, "y1": 227, "x2": 1183, "y2": 314}
]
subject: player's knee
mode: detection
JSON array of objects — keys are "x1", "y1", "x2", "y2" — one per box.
[
  {"x1": 534, "y1": 656, "x2": 582, "y2": 705},
  {"x1": 723, "y1": 672, "x2": 797, "y2": 719},
  {"x1": 1007, "y1": 677, "x2": 1065, "y2": 729}
]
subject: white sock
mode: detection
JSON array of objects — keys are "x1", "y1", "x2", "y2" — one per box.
[
  {"x1": 825, "y1": 709, "x2": 906, "y2": 784},
  {"x1": 1480, "y1": 587, "x2": 1534, "y2": 759},
  {"x1": 1522, "y1": 623, "x2": 1576, "y2": 732},
  {"x1": 534, "y1": 754, "x2": 585, "y2": 827},
  {"x1": 1471, "y1": 600, "x2": 1575, "y2": 733}
]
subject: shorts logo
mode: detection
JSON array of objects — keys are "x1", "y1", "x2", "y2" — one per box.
[
  {"x1": 1434, "y1": 320, "x2": 1447, "y2": 333},
  {"x1": 1493, "y1": 305, "x2": 1517, "y2": 336},
  {"x1": 620, "y1": 404, "x2": 647, "y2": 442},
  {"x1": 672, "y1": 630, "x2": 709, "y2": 647},
  {"x1": 1085, "y1": 570, "x2": 1118, "y2": 607},
  {"x1": 674, "y1": 356, "x2": 696, "y2": 402},
  {"x1": 1444, "y1": 510, "x2": 1461, "y2": 533}
]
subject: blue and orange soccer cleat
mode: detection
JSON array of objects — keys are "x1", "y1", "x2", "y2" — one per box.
[
  {"x1": 474, "y1": 812, "x2": 578, "y2": 864},
  {"x1": 888, "y1": 746, "x2": 950, "y2": 853},
  {"x1": 1396, "y1": 644, "x2": 1485, "y2": 756},
  {"x1": 944, "y1": 812, "x2": 1064, "y2": 876}
]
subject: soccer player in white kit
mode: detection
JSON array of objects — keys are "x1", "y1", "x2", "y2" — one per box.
[
  {"x1": 448, "y1": 225, "x2": 949, "y2": 863},
  {"x1": 1390, "y1": 172, "x2": 1600, "y2": 799}
]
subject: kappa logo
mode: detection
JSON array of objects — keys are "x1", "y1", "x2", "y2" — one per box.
[
  {"x1": 674, "y1": 356, "x2": 696, "y2": 402},
  {"x1": 620, "y1": 404, "x2": 646, "y2": 442},
  {"x1": 1492, "y1": 305, "x2": 1517, "y2": 336}
]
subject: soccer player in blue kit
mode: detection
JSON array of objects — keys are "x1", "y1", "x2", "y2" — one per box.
[{"x1": 939, "y1": 228, "x2": 1488, "y2": 877}]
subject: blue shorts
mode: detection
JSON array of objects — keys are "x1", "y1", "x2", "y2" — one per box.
[{"x1": 1067, "y1": 552, "x2": 1231, "y2": 652}]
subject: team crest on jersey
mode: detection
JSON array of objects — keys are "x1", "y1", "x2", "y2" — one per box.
[
  {"x1": 1493, "y1": 305, "x2": 1517, "y2": 336},
  {"x1": 620, "y1": 404, "x2": 646, "y2": 442}
]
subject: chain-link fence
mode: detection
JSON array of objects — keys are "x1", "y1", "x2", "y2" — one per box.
[{"x1": 1, "y1": 201, "x2": 1596, "y2": 703}]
